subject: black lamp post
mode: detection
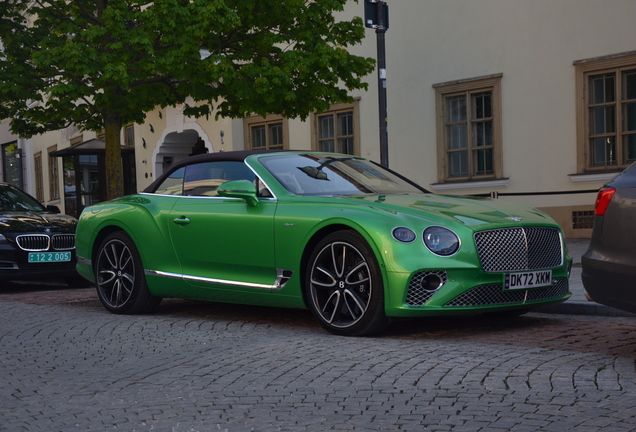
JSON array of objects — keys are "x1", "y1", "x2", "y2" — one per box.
[{"x1": 364, "y1": 0, "x2": 389, "y2": 167}]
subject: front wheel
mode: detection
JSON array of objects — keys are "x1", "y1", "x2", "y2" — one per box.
[
  {"x1": 305, "y1": 230, "x2": 389, "y2": 336},
  {"x1": 95, "y1": 231, "x2": 161, "y2": 314}
]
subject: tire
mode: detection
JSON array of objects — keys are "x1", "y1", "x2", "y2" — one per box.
[
  {"x1": 305, "y1": 230, "x2": 389, "y2": 336},
  {"x1": 95, "y1": 231, "x2": 161, "y2": 314}
]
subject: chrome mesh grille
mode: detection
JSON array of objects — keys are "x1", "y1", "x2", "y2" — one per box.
[
  {"x1": 474, "y1": 227, "x2": 562, "y2": 272},
  {"x1": 52, "y1": 234, "x2": 75, "y2": 250},
  {"x1": 406, "y1": 270, "x2": 448, "y2": 306},
  {"x1": 445, "y1": 278, "x2": 568, "y2": 307},
  {"x1": 16, "y1": 235, "x2": 50, "y2": 252}
]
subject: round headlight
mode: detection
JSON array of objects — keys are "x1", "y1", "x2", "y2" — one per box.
[
  {"x1": 423, "y1": 226, "x2": 460, "y2": 256},
  {"x1": 392, "y1": 227, "x2": 416, "y2": 243}
]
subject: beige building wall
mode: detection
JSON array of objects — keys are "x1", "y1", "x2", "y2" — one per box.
[{"x1": 339, "y1": 0, "x2": 636, "y2": 238}]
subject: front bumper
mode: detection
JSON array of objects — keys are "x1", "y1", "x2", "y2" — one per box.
[
  {"x1": 0, "y1": 247, "x2": 79, "y2": 281},
  {"x1": 384, "y1": 264, "x2": 572, "y2": 318}
]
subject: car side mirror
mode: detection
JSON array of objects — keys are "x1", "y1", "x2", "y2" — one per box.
[
  {"x1": 217, "y1": 180, "x2": 259, "y2": 207},
  {"x1": 46, "y1": 205, "x2": 61, "y2": 214}
]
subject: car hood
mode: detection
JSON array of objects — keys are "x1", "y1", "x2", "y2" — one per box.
[
  {"x1": 0, "y1": 211, "x2": 77, "y2": 234},
  {"x1": 342, "y1": 193, "x2": 556, "y2": 230}
]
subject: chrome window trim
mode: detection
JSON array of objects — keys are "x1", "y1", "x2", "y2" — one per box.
[
  {"x1": 245, "y1": 159, "x2": 278, "y2": 200},
  {"x1": 139, "y1": 192, "x2": 277, "y2": 202},
  {"x1": 141, "y1": 158, "x2": 278, "y2": 201}
]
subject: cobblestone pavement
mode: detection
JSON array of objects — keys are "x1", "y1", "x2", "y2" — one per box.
[{"x1": 1, "y1": 283, "x2": 636, "y2": 431}]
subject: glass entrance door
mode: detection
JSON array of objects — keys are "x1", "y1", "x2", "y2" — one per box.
[
  {"x1": 63, "y1": 155, "x2": 106, "y2": 218},
  {"x1": 62, "y1": 153, "x2": 135, "y2": 218},
  {"x1": 2, "y1": 142, "x2": 22, "y2": 187}
]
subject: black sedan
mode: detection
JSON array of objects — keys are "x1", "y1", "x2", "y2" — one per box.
[
  {"x1": 582, "y1": 162, "x2": 636, "y2": 314},
  {"x1": 0, "y1": 182, "x2": 86, "y2": 287}
]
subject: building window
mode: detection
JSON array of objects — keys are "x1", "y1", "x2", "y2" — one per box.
[
  {"x1": 244, "y1": 115, "x2": 287, "y2": 150},
  {"x1": 34, "y1": 152, "x2": 44, "y2": 202},
  {"x1": 48, "y1": 146, "x2": 60, "y2": 200},
  {"x1": 311, "y1": 101, "x2": 360, "y2": 155},
  {"x1": 2, "y1": 142, "x2": 22, "y2": 187},
  {"x1": 70, "y1": 135, "x2": 83, "y2": 146},
  {"x1": 575, "y1": 52, "x2": 636, "y2": 171},
  {"x1": 124, "y1": 125, "x2": 134, "y2": 147},
  {"x1": 433, "y1": 74, "x2": 503, "y2": 183}
]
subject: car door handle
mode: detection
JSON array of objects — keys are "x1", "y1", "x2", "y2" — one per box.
[{"x1": 173, "y1": 216, "x2": 191, "y2": 226}]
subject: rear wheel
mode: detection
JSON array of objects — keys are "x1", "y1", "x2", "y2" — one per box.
[
  {"x1": 95, "y1": 231, "x2": 161, "y2": 314},
  {"x1": 305, "y1": 230, "x2": 389, "y2": 336}
]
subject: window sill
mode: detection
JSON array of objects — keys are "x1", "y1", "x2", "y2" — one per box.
[
  {"x1": 569, "y1": 172, "x2": 622, "y2": 184},
  {"x1": 430, "y1": 178, "x2": 509, "y2": 192}
]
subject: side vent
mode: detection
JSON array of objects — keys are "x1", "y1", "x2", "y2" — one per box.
[{"x1": 572, "y1": 211, "x2": 594, "y2": 230}]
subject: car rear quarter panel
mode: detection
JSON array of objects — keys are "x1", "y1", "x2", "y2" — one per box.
[{"x1": 76, "y1": 195, "x2": 181, "y2": 288}]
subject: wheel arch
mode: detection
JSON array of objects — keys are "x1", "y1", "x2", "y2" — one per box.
[
  {"x1": 90, "y1": 224, "x2": 128, "y2": 267},
  {"x1": 298, "y1": 222, "x2": 389, "y2": 308}
]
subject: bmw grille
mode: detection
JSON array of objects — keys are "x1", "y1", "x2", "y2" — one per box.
[{"x1": 16, "y1": 234, "x2": 76, "y2": 252}]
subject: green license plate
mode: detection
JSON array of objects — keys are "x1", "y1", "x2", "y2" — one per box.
[{"x1": 28, "y1": 251, "x2": 72, "y2": 263}]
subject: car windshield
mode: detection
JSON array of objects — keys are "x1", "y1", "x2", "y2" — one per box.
[
  {"x1": 260, "y1": 154, "x2": 426, "y2": 196},
  {"x1": 0, "y1": 184, "x2": 46, "y2": 212}
]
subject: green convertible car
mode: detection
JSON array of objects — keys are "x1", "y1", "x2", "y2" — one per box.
[{"x1": 75, "y1": 150, "x2": 572, "y2": 336}]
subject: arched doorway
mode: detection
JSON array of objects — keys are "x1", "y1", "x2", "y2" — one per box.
[{"x1": 153, "y1": 129, "x2": 212, "y2": 177}]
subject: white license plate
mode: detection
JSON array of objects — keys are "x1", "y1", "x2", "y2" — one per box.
[
  {"x1": 504, "y1": 270, "x2": 552, "y2": 290},
  {"x1": 28, "y1": 251, "x2": 72, "y2": 263}
]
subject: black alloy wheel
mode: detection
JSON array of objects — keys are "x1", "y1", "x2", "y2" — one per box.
[
  {"x1": 306, "y1": 230, "x2": 388, "y2": 336},
  {"x1": 95, "y1": 231, "x2": 161, "y2": 314}
]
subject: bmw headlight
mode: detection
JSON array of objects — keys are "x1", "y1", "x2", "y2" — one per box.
[{"x1": 423, "y1": 226, "x2": 460, "y2": 256}]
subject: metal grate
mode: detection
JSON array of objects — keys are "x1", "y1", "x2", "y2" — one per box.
[
  {"x1": 474, "y1": 227, "x2": 562, "y2": 272},
  {"x1": 572, "y1": 211, "x2": 594, "y2": 230},
  {"x1": 445, "y1": 278, "x2": 568, "y2": 307},
  {"x1": 52, "y1": 234, "x2": 75, "y2": 250},
  {"x1": 16, "y1": 234, "x2": 50, "y2": 252},
  {"x1": 406, "y1": 270, "x2": 448, "y2": 306}
]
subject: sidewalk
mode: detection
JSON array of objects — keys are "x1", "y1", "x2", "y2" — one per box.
[{"x1": 534, "y1": 238, "x2": 636, "y2": 317}]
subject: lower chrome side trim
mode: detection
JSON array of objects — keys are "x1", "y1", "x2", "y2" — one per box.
[{"x1": 145, "y1": 268, "x2": 293, "y2": 291}]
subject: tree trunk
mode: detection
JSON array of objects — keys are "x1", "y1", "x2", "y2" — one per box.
[{"x1": 103, "y1": 114, "x2": 124, "y2": 200}]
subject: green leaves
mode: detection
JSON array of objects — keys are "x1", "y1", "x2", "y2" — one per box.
[
  {"x1": 1, "y1": 0, "x2": 373, "y2": 129},
  {"x1": 0, "y1": 0, "x2": 374, "y2": 196}
]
